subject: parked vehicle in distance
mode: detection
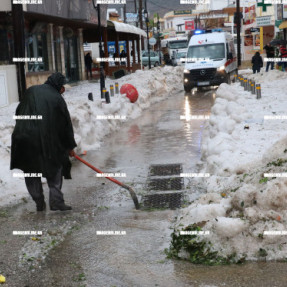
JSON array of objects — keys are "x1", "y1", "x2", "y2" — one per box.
[
  {"x1": 183, "y1": 29, "x2": 238, "y2": 92},
  {"x1": 161, "y1": 36, "x2": 188, "y2": 59},
  {"x1": 142, "y1": 51, "x2": 162, "y2": 67},
  {"x1": 175, "y1": 51, "x2": 187, "y2": 66}
]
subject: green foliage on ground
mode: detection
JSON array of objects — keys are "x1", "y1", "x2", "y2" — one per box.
[
  {"x1": 267, "y1": 158, "x2": 287, "y2": 167},
  {"x1": 165, "y1": 224, "x2": 245, "y2": 265}
]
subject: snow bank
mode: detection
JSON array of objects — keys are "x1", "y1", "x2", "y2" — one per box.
[
  {"x1": 0, "y1": 66, "x2": 183, "y2": 206},
  {"x1": 176, "y1": 69, "x2": 287, "y2": 261},
  {"x1": 65, "y1": 66, "x2": 182, "y2": 151}
]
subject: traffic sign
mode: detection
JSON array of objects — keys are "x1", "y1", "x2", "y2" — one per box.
[{"x1": 149, "y1": 37, "x2": 157, "y2": 45}]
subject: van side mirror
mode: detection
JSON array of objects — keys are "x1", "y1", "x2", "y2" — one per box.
[{"x1": 227, "y1": 52, "x2": 233, "y2": 60}]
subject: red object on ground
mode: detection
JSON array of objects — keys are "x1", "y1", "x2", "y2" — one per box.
[{"x1": 120, "y1": 84, "x2": 139, "y2": 103}]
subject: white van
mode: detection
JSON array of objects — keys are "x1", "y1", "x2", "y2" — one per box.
[{"x1": 183, "y1": 29, "x2": 237, "y2": 92}]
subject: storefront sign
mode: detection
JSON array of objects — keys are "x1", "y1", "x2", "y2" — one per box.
[
  {"x1": 256, "y1": 16, "x2": 272, "y2": 26},
  {"x1": 257, "y1": 0, "x2": 272, "y2": 12},
  {"x1": 283, "y1": 5, "x2": 287, "y2": 19},
  {"x1": 244, "y1": 5, "x2": 256, "y2": 25},
  {"x1": 174, "y1": 10, "x2": 192, "y2": 15},
  {"x1": 185, "y1": 20, "x2": 195, "y2": 30},
  {"x1": 126, "y1": 13, "x2": 138, "y2": 23},
  {"x1": 277, "y1": 4, "x2": 283, "y2": 21},
  {"x1": 200, "y1": 13, "x2": 228, "y2": 19}
]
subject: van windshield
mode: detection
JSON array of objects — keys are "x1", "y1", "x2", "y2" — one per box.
[
  {"x1": 187, "y1": 43, "x2": 225, "y2": 61},
  {"x1": 168, "y1": 40, "x2": 188, "y2": 49}
]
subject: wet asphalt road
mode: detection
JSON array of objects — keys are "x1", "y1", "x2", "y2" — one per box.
[{"x1": 1, "y1": 87, "x2": 287, "y2": 287}]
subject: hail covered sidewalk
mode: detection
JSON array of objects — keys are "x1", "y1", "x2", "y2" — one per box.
[{"x1": 173, "y1": 69, "x2": 287, "y2": 262}]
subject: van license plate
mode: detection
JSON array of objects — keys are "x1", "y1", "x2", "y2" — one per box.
[{"x1": 198, "y1": 81, "x2": 210, "y2": 86}]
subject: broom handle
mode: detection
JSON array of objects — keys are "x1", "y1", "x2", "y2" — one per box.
[{"x1": 73, "y1": 154, "x2": 124, "y2": 186}]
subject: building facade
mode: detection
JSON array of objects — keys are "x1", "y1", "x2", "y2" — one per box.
[{"x1": 0, "y1": 0, "x2": 107, "y2": 106}]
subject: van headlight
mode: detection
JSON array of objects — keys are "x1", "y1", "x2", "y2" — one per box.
[
  {"x1": 217, "y1": 65, "x2": 225, "y2": 71},
  {"x1": 184, "y1": 69, "x2": 190, "y2": 74}
]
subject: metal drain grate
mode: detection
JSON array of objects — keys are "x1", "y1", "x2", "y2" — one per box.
[
  {"x1": 147, "y1": 177, "x2": 184, "y2": 191},
  {"x1": 141, "y1": 192, "x2": 184, "y2": 209},
  {"x1": 149, "y1": 164, "x2": 182, "y2": 176}
]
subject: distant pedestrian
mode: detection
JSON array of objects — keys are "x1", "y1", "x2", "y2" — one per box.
[
  {"x1": 263, "y1": 42, "x2": 274, "y2": 72},
  {"x1": 100, "y1": 49, "x2": 105, "y2": 58},
  {"x1": 120, "y1": 50, "x2": 127, "y2": 65},
  {"x1": 85, "y1": 53, "x2": 93, "y2": 79},
  {"x1": 10, "y1": 73, "x2": 77, "y2": 212},
  {"x1": 163, "y1": 53, "x2": 171, "y2": 65},
  {"x1": 251, "y1": 51, "x2": 263, "y2": 74},
  {"x1": 279, "y1": 45, "x2": 287, "y2": 72}
]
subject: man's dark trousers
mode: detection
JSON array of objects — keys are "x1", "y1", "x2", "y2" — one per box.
[
  {"x1": 266, "y1": 61, "x2": 274, "y2": 72},
  {"x1": 24, "y1": 167, "x2": 64, "y2": 206}
]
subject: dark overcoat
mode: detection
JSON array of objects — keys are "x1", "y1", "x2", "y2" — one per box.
[{"x1": 10, "y1": 74, "x2": 77, "y2": 179}]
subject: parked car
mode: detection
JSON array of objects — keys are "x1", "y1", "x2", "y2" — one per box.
[{"x1": 142, "y1": 51, "x2": 162, "y2": 67}]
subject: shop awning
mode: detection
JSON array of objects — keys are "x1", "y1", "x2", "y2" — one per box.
[
  {"x1": 108, "y1": 20, "x2": 147, "y2": 37},
  {"x1": 279, "y1": 21, "x2": 287, "y2": 29}
]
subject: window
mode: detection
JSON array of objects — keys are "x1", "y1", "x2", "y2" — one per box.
[
  {"x1": 187, "y1": 43, "x2": 225, "y2": 60},
  {"x1": 168, "y1": 40, "x2": 188, "y2": 49},
  {"x1": 26, "y1": 28, "x2": 49, "y2": 72},
  {"x1": 0, "y1": 26, "x2": 13, "y2": 64}
]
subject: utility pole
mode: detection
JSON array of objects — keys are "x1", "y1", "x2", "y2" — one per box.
[
  {"x1": 157, "y1": 13, "x2": 161, "y2": 65},
  {"x1": 139, "y1": 0, "x2": 144, "y2": 49},
  {"x1": 93, "y1": 1, "x2": 105, "y2": 98},
  {"x1": 236, "y1": 0, "x2": 241, "y2": 66},
  {"x1": 134, "y1": 0, "x2": 138, "y2": 27},
  {"x1": 11, "y1": 1, "x2": 26, "y2": 101},
  {"x1": 124, "y1": 4, "x2": 127, "y2": 23},
  {"x1": 144, "y1": 0, "x2": 151, "y2": 69}
]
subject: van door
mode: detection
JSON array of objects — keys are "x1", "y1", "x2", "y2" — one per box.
[{"x1": 225, "y1": 40, "x2": 237, "y2": 73}]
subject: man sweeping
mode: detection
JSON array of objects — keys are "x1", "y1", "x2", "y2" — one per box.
[{"x1": 10, "y1": 72, "x2": 77, "y2": 211}]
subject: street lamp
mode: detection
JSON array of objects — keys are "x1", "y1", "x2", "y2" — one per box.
[
  {"x1": 157, "y1": 13, "x2": 162, "y2": 65},
  {"x1": 92, "y1": 0, "x2": 105, "y2": 98},
  {"x1": 236, "y1": 0, "x2": 241, "y2": 66},
  {"x1": 143, "y1": 9, "x2": 151, "y2": 69}
]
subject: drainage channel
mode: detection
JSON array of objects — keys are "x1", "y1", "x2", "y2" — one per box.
[{"x1": 141, "y1": 163, "x2": 186, "y2": 209}]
